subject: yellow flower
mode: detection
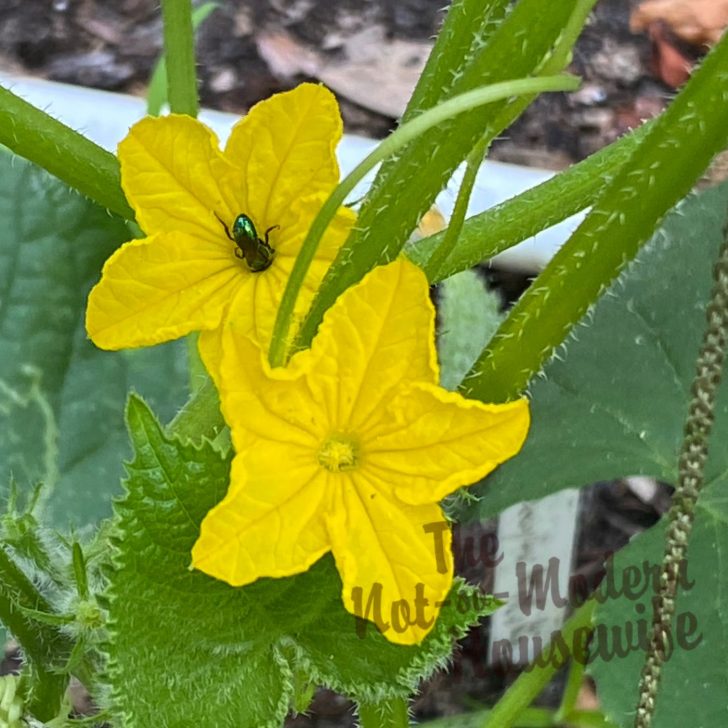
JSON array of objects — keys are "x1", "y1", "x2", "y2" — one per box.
[
  {"x1": 85, "y1": 84, "x2": 355, "y2": 366},
  {"x1": 191, "y1": 258, "x2": 530, "y2": 645}
]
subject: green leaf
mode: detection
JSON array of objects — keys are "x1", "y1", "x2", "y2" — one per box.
[
  {"x1": 458, "y1": 180, "x2": 728, "y2": 725},
  {"x1": 106, "y1": 397, "x2": 496, "y2": 727},
  {"x1": 588, "y1": 513, "x2": 727, "y2": 728},
  {"x1": 458, "y1": 192, "x2": 728, "y2": 728},
  {"x1": 468, "y1": 181, "x2": 728, "y2": 521},
  {"x1": 437, "y1": 270, "x2": 502, "y2": 391},
  {"x1": 0, "y1": 156, "x2": 188, "y2": 528}
]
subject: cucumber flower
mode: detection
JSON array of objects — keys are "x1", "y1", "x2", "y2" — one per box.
[
  {"x1": 85, "y1": 84, "x2": 355, "y2": 365},
  {"x1": 192, "y1": 259, "x2": 530, "y2": 645}
]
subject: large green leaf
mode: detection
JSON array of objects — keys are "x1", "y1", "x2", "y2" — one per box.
[
  {"x1": 457, "y1": 182, "x2": 728, "y2": 726},
  {"x1": 467, "y1": 181, "x2": 728, "y2": 520},
  {"x1": 106, "y1": 397, "x2": 496, "y2": 727},
  {"x1": 0, "y1": 157, "x2": 188, "y2": 528}
]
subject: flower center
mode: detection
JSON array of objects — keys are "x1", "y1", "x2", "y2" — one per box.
[
  {"x1": 318, "y1": 434, "x2": 359, "y2": 472},
  {"x1": 214, "y1": 211, "x2": 276, "y2": 273}
]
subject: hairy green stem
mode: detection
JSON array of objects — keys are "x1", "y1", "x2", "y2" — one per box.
[
  {"x1": 416, "y1": 0, "x2": 596, "y2": 282},
  {"x1": 400, "y1": 0, "x2": 506, "y2": 121},
  {"x1": 0, "y1": 86, "x2": 133, "y2": 219},
  {"x1": 634, "y1": 214, "x2": 728, "y2": 727},
  {"x1": 359, "y1": 697, "x2": 410, "y2": 728},
  {"x1": 296, "y1": 0, "x2": 593, "y2": 359},
  {"x1": 465, "y1": 31, "x2": 728, "y2": 403},
  {"x1": 424, "y1": 135, "x2": 490, "y2": 280},
  {"x1": 406, "y1": 119, "x2": 653, "y2": 281},
  {"x1": 483, "y1": 599, "x2": 595, "y2": 728},
  {"x1": 0, "y1": 548, "x2": 69, "y2": 721},
  {"x1": 268, "y1": 74, "x2": 578, "y2": 367},
  {"x1": 161, "y1": 0, "x2": 199, "y2": 117}
]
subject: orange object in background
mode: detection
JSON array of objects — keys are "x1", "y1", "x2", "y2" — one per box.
[
  {"x1": 631, "y1": 0, "x2": 728, "y2": 46},
  {"x1": 631, "y1": 0, "x2": 728, "y2": 87}
]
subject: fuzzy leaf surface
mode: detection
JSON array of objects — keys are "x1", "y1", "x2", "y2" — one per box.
[
  {"x1": 437, "y1": 269, "x2": 502, "y2": 391},
  {"x1": 106, "y1": 397, "x2": 497, "y2": 727}
]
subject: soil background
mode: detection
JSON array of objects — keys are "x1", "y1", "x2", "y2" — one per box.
[
  {"x1": 0, "y1": 0, "x2": 679, "y2": 166},
  {"x1": 0, "y1": 0, "x2": 690, "y2": 725}
]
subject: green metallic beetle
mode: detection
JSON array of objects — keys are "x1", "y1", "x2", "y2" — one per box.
[{"x1": 215, "y1": 212, "x2": 277, "y2": 273}]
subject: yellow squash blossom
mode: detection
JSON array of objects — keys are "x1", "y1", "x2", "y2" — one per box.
[
  {"x1": 85, "y1": 84, "x2": 355, "y2": 367},
  {"x1": 192, "y1": 258, "x2": 530, "y2": 645}
]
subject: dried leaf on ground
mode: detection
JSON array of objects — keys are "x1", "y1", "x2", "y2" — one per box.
[{"x1": 631, "y1": 0, "x2": 728, "y2": 46}]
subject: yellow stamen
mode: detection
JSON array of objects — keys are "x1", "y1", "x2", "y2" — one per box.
[{"x1": 318, "y1": 435, "x2": 359, "y2": 472}]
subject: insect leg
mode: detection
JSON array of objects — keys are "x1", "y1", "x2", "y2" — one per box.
[
  {"x1": 263, "y1": 224, "x2": 280, "y2": 245},
  {"x1": 214, "y1": 212, "x2": 234, "y2": 241}
]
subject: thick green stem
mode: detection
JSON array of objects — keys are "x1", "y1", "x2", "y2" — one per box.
[
  {"x1": 424, "y1": 135, "x2": 490, "y2": 280},
  {"x1": 483, "y1": 599, "x2": 595, "y2": 728},
  {"x1": 419, "y1": 0, "x2": 595, "y2": 283},
  {"x1": 465, "y1": 31, "x2": 728, "y2": 403},
  {"x1": 634, "y1": 214, "x2": 728, "y2": 727},
  {"x1": 0, "y1": 548, "x2": 69, "y2": 721},
  {"x1": 268, "y1": 74, "x2": 578, "y2": 367},
  {"x1": 0, "y1": 86, "x2": 133, "y2": 219},
  {"x1": 406, "y1": 119, "x2": 653, "y2": 281},
  {"x1": 161, "y1": 0, "x2": 199, "y2": 117},
  {"x1": 301, "y1": 0, "x2": 594, "y2": 353},
  {"x1": 359, "y1": 697, "x2": 410, "y2": 728},
  {"x1": 400, "y1": 0, "x2": 508, "y2": 122}
]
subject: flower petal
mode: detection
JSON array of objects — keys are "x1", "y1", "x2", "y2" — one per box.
[
  {"x1": 198, "y1": 199, "x2": 355, "y2": 380},
  {"x1": 224, "y1": 84, "x2": 342, "y2": 228},
  {"x1": 275, "y1": 195, "x2": 356, "y2": 261},
  {"x1": 218, "y1": 333, "x2": 326, "y2": 451},
  {"x1": 328, "y1": 472, "x2": 453, "y2": 645},
  {"x1": 308, "y1": 258, "x2": 439, "y2": 432},
  {"x1": 86, "y1": 231, "x2": 242, "y2": 349},
  {"x1": 192, "y1": 449, "x2": 330, "y2": 585},
  {"x1": 197, "y1": 315, "x2": 226, "y2": 391},
  {"x1": 119, "y1": 114, "x2": 236, "y2": 239},
  {"x1": 365, "y1": 383, "x2": 530, "y2": 506}
]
